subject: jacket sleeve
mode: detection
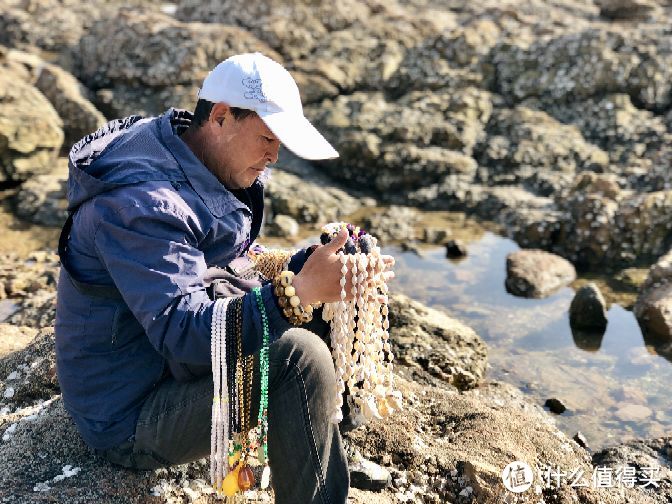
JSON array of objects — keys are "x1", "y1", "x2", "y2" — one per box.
[{"x1": 93, "y1": 202, "x2": 293, "y2": 365}]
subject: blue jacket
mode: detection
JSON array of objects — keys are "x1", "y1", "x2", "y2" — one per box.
[{"x1": 55, "y1": 109, "x2": 300, "y2": 450}]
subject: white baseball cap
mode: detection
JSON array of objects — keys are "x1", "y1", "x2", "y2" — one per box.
[{"x1": 198, "y1": 52, "x2": 339, "y2": 160}]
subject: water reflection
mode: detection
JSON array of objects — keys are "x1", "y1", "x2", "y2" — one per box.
[
  {"x1": 571, "y1": 327, "x2": 605, "y2": 352},
  {"x1": 387, "y1": 231, "x2": 671, "y2": 449}
]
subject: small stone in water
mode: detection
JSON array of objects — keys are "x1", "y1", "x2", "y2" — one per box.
[{"x1": 544, "y1": 398, "x2": 566, "y2": 414}]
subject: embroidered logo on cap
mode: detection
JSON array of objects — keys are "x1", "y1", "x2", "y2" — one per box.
[{"x1": 242, "y1": 78, "x2": 268, "y2": 103}]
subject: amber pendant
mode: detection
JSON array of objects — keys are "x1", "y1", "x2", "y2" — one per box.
[{"x1": 238, "y1": 464, "x2": 255, "y2": 491}]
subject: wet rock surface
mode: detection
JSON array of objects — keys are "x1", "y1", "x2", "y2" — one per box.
[{"x1": 506, "y1": 249, "x2": 577, "y2": 299}]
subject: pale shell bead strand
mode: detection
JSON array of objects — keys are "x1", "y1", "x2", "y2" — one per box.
[{"x1": 210, "y1": 298, "x2": 231, "y2": 490}]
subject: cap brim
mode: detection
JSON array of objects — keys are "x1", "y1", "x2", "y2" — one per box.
[{"x1": 259, "y1": 110, "x2": 339, "y2": 161}]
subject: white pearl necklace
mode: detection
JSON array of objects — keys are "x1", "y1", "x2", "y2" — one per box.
[
  {"x1": 211, "y1": 298, "x2": 232, "y2": 490},
  {"x1": 323, "y1": 248, "x2": 402, "y2": 424}
]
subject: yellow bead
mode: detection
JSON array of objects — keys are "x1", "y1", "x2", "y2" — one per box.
[
  {"x1": 289, "y1": 295, "x2": 301, "y2": 307},
  {"x1": 280, "y1": 270, "x2": 294, "y2": 286},
  {"x1": 284, "y1": 285, "x2": 296, "y2": 297},
  {"x1": 293, "y1": 306, "x2": 303, "y2": 316},
  {"x1": 222, "y1": 466, "x2": 241, "y2": 496}
]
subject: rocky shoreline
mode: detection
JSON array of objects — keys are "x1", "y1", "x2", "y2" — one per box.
[
  {"x1": 1, "y1": 0, "x2": 672, "y2": 501},
  {"x1": 0, "y1": 252, "x2": 669, "y2": 503}
]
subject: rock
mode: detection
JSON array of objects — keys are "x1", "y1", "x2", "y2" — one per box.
[
  {"x1": 361, "y1": 207, "x2": 418, "y2": 244},
  {"x1": 0, "y1": 0, "x2": 85, "y2": 52},
  {"x1": 492, "y1": 30, "x2": 638, "y2": 105},
  {"x1": 349, "y1": 456, "x2": 392, "y2": 491},
  {"x1": 614, "y1": 267, "x2": 650, "y2": 291},
  {"x1": 569, "y1": 283, "x2": 608, "y2": 332},
  {"x1": 445, "y1": 240, "x2": 467, "y2": 259},
  {"x1": 387, "y1": 19, "x2": 498, "y2": 94},
  {"x1": 34, "y1": 63, "x2": 107, "y2": 148},
  {"x1": 0, "y1": 324, "x2": 38, "y2": 359},
  {"x1": 592, "y1": 436, "x2": 672, "y2": 502},
  {"x1": 545, "y1": 398, "x2": 567, "y2": 414},
  {"x1": 72, "y1": 9, "x2": 281, "y2": 117},
  {"x1": 345, "y1": 379, "x2": 650, "y2": 503},
  {"x1": 505, "y1": 249, "x2": 576, "y2": 298},
  {"x1": 476, "y1": 106, "x2": 609, "y2": 197},
  {"x1": 0, "y1": 251, "x2": 60, "y2": 300},
  {"x1": 596, "y1": 0, "x2": 660, "y2": 19},
  {"x1": 421, "y1": 227, "x2": 450, "y2": 245},
  {"x1": 573, "y1": 432, "x2": 590, "y2": 450},
  {"x1": 266, "y1": 214, "x2": 299, "y2": 238},
  {"x1": 0, "y1": 67, "x2": 63, "y2": 183},
  {"x1": 543, "y1": 94, "x2": 668, "y2": 167},
  {"x1": 634, "y1": 249, "x2": 672, "y2": 342},
  {"x1": 265, "y1": 167, "x2": 362, "y2": 224},
  {"x1": 307, "y1": 88, "x2": 491, "y2": 194},
  {"x1": 388, "y1": 293, "x2": 487, "y2": 390},
  {"x1": 14, "y1": 159, "x2": 68, "y2": 227},
  {"x1": 0, "y1": 328, "x2": 58, "y2": 408}
]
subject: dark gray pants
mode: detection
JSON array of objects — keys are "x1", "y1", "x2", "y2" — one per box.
[{"x1": 96, "y1": 328, "x2": 349, "y2": 504}]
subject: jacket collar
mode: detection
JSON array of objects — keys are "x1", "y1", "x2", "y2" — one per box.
[{"x1": 159, "y1": 108, "x2": 250, "y2": 218}]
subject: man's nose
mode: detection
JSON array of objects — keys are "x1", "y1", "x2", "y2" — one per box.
[{"x1": 266, "y1": 143, "x2": 280, "y2": 164}]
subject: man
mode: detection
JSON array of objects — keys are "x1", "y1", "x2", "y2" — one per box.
[{"x1": 55, "y1": 52, "x2": 393, "y2": 503}]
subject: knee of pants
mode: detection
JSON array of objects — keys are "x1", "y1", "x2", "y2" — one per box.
[{"x1": 272, "y1": 327, "x2": 336, "y2": 391}]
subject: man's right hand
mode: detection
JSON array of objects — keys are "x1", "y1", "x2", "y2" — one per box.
[{"x1": 292, "y1": 229, "x2": 395, "y2": 306}]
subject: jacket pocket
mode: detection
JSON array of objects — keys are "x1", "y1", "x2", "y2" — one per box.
[{"x1": 111, "y1": 302, "x2": 144, "y2": 348}]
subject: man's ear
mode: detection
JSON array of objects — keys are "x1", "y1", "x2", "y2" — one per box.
[{"x1": 210, "y1": 103, "x2": 230, "y2": 127}]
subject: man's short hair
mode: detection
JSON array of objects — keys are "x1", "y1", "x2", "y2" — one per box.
[{"x1": 192, "y1": 99, "x2": 256, "y2": 128}]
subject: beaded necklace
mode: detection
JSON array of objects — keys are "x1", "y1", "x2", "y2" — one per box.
[
  {"x1": 252, "y1": 287, "x2": 271, "y2": 489},
  {"x1": 321, "y1": 222, "x2": 402, "y2": 424},
  {"x1": 210, "y1": 298, "x2": 232, "y2": 491}
]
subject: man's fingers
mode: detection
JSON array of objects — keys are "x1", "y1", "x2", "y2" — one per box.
[{"x1": 321, "y1": 228, "x2": 348, "y2": 255}]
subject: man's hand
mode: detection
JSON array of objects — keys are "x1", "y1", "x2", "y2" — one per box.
[{"x1": 292, "y1": 229, "x2": 395, "y2": 306}]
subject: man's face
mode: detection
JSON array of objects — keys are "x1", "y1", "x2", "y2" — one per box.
[{"x1": 201, "y1": 105, "x2": 280, "y2": 190}]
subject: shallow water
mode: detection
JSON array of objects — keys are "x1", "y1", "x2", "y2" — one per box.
[{"x1": 388, "y1": 232, "x2": 671, "y2": 450}]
